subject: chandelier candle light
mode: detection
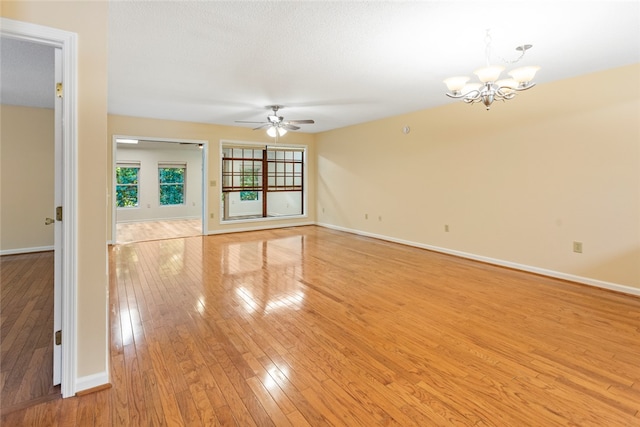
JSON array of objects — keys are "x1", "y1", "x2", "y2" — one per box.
[{"x1": 444, "y1": 30, "x2": 540, "y2": 110}]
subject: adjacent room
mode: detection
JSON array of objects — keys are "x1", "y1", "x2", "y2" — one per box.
[
  {"x1": 1, "y1": 1, "x2": 639, "y2": 425},
  {"x1": 113, "y1": 139, "x2": 204, "y2": 244}
]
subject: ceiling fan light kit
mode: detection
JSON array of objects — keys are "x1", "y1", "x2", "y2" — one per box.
[
  {"x1": 266, "y1": 126, "x2": 287, "y2": 137},
  {"x1": 236, "y1": 105, "x2": 315, "y2": 138},
  {"x1": 444, "y1": 30, "x2": 540, "y2": 110}
]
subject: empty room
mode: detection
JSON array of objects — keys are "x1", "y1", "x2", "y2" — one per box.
[{"x1": 1, "y1": 1, "x2": 639, "y2": 426}]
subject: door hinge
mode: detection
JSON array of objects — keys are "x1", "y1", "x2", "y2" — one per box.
[
  {"x1": 56, "y1": 82, "x2": 63, "y2": 98},
  {"x1": 56, "y1": 206, "x2": 63, "y2": 222},
  {"x1": 55, "y1": 330, "x2": 62, "y2": 346}
]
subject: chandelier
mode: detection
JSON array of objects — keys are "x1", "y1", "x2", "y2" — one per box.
[{"x1": 444, "y1": 30, "x2": 540, "y2": 110}]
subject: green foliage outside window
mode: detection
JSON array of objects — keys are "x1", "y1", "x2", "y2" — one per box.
[
  {"x1": 240, "y1": 167, "x2": 259, "y2": 201},
  {"x1": 240, "y1": 191, "x2": 258, "y2": 201},
  {"x1": 116, "y1": 166, "x2": 139, "y2": 207},
  {"x1": 159, "y1": 167, "x2": 185, "y2": 205}
]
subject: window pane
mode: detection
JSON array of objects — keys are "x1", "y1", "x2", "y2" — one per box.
[
  {"x1": 116, "y1": 167, "x2": 138, "y2": 184},
  {"x1": 159, "y1": 167, "x2": 185, "y2": 205},
  {"x1": 159, "y1": 167, "x2": 185, "y2": 184},
  {"x1": 160, "y1": 184, "x2": 184, "y2": 205},
  {"x1": 116, "y1": 166, "x2": 139, "y2": 207},
  {"x1": 240, "y1": 191, "x2": 259, "y2": 201},
  {"x1": 116, "y1": 185, "x2": 138, "y2": 207}
]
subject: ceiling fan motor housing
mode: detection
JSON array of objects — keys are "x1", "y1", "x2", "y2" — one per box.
[{"x1": 268, "y1": 115, "x2": 284, "y2": 124}]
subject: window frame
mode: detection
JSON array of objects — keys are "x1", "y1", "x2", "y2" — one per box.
[{"x1": 220, "y1": 142, "x2": 307, "y2": 222}]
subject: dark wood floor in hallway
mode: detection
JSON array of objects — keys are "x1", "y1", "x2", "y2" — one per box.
[
  {"x1": 1, "y1": 252, "x2": 59, "y2": 415},
  {"x1": 2, "y1": 225, "x2": 640, "y2": 425}
]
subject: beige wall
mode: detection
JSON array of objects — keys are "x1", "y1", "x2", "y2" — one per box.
[
  {"x1": 1, "y1": 1, "x2": 109, "y2": 379},
  {"x1": 107, "y1": 115, "x2": 317, "y2": 237},
  {"x1": 316, "y1": 64, "x2": 640, "y2": 289},
  {"x1": 0, "y1": 105, "x2": 54, "y2": 252}
]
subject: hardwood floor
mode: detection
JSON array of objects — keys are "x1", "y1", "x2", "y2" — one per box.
[
  {"x1": 116, "y1": 218, "x2": 202, "y2": 244},
  {"x1": 0, "y1": 252, "x2": 60, "y2": 415},
  {"x1": 3, "y1": 225, "x2": 640, "y2": 425}
]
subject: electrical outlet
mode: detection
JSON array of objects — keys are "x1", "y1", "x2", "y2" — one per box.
[
  {"x1": 573, "y1": 241, "x2": 583, "y2": 253},
  {"x1": 365, "y1": 213, "x2": 368, "y2": 220},
  {"x1": 444, "y1": 224, "x2": 449, "y2": 232},
  {"x1": 210, "y1": 213, "x2": 214, "y2": 219},
  {"x1": 378, "y1": 215, "x2": 382, "y2": 221},
  {"x1": 210, "y1": 180, "x2": 216, "y2": 187}
]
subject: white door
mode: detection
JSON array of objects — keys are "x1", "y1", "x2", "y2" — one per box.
[{"x1": 52, "y1": 46, "x2": 63, "y2": 386}]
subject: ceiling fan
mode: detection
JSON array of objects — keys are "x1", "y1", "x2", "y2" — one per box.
[{"x1": 236, "y1": 105, "x2": 315, "y2": 137}]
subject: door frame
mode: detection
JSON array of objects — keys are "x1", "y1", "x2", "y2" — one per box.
[
  {"x1": 1, "y1": 18, "x2": 79, "y2": 398},
  {"x1": 111, "y1": 135, "x2": 208, "y2": 244}
]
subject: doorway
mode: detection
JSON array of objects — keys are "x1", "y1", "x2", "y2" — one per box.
[
  {"x1": 1, "y1": 18, "x2": 79, "y2": 399},
  {"x1": 0, "y1": 37, "x2": 60, "y2": 411},
  {"x1": 112, "y1": 137, "x2": 208, "y2": 244}
]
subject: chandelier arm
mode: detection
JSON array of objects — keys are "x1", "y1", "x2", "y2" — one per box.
[
  {"x1": 515, "y1": 82, "x2": 536, "y2": 91},
  {"x1": 494, "y1": 90, "x2": 516, "y2": 101},
  {"x1": 446, "y1": 89, "x2": 481, "y2": 100},
  {"x1": 445, "y1": 92, "x2": 466, "y2": 99}
]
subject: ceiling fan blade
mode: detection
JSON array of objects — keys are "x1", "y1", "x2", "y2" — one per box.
[
  {"x1": 253, "y1": 124, "x2": 271, "y2": 130},
  {"x1": 286, "y1": 119, "x2": 315, "y2": 125},
  {"x1": 236, "y1": 120, "x2": 268, "y2": 124},
  {"x1": 282, "y1": 124, "x2": 301, "y2": 131}
]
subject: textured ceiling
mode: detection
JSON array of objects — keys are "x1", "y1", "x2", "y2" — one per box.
[
  {"x1": 3, "y1": 1, "x2": 639, "y2": 133},
  {"x1": 1, "y1": 38, "x2": 54, "y2": 108}
]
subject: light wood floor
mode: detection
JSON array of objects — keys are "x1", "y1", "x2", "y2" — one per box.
[
  {"x1": 2, "y1": 226, "x2": 640, "y2": 425},
  {"x1": 116, "y1": 218, "x2": 202, "y2": 244},
  {"x1": 0, "y1": 252, "x2": 59, "y2": 414}
]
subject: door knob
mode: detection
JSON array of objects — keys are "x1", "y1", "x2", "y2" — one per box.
[{"x1": 45, "y1": 218, "x2": 55, "y2": 225}]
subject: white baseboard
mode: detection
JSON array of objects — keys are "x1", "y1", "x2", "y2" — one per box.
[
  {"x1": 317, "y1": 222, "x2": 640, "y2": 297},
  {"x1": 75, "y1": 370, "x2": 109, "y2": 394},
  {"x1": 208, "y1": 220, "x2": 315, "y2": 235},
  {"x1": 0, "y1": 245, "x2": 54, "y2": 256}
]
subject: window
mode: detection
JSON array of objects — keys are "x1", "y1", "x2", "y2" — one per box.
[
  {"x1": 267, "y1": 149, "x2": 303, "y2": 191},
  {"x1": 115, "y1": 162, "x2": 140, "y2": 208},
  {"x1": 222, "y1": 145, "x2": 305, "y2": 220},
  {"x1": 240, "y1": 165, "x2": 260, "y2": 201},
  {"x1": 158, "y1": 163, "x2": 186, "y2": 205}
]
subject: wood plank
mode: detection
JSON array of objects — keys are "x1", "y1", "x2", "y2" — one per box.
[
  {"x1": 0, "y1": 252, "x2": 58, "y2": 414},
  {"x1": 4, "y1": 226, "x2": 640, "y2": 426}
]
